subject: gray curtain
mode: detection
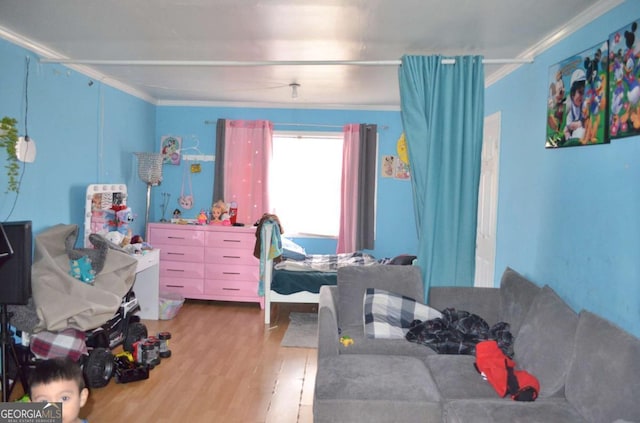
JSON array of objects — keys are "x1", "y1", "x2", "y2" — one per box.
[
  {"x1": 212, "y1": 118, "x2": 226, "y2": 204},
  {"x1": 357, "y1": 124, "x2": 376, "y2": 250}
]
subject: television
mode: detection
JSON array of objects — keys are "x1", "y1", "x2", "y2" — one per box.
[{"x1": 0, "y1": 221, "x2": 32, "y2": 305}]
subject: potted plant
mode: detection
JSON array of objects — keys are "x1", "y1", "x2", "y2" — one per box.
[{"x1": 0, "y1": 117, "x2": 19, "y2": 193}]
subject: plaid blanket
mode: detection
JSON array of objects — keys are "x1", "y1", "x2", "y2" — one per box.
[
  {"x1": 274, "y1": 252, "x2": 378, "y2": 272},
  {"x1": 364, "y1": 288, "x2": 442, "y2": 339},
  {"x1": 30, "y1": 328, "x2": 88, "y2": 361}
]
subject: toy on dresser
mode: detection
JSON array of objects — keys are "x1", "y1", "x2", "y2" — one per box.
[{"x1": 210, "y1": 200, "x2": 231, "y2": 225}]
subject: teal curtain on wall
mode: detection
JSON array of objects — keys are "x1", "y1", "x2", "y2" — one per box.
[{"x1": 398, "y1": 55, "x2": 485, "y2": 298}]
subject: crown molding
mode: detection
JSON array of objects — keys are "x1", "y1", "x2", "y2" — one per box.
[
  {"x1": 0, "y1": 25, "x2": 157, "y2": 105},
  {"x1": 486, "y1": 0, "x2": 625, "y2": 87}
]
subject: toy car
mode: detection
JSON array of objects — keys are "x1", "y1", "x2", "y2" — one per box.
[{"x1": 81, "y1": 289, "x2": 148, "y2": 388}]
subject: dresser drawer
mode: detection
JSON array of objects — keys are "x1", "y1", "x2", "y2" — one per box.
[
  {"x1": 160, "y1": 277, "x2": 204, "y2": 296},
  {"x1": 149, "y1": 227, "x2": 205, "y2": 247},
  {"x1": 205, "y1": 230, "x2": 255, "y2": 250},
  {"x1": 160, "y1": 261, "x2": 204, "y2": 279},
  {"x1": 204, "y1": 247, "x2": 258, "y2": 266},
  {"x1": 156, "y1": 244, "x2": 204, "y2": 263},
  {"x1": 205, "y1": 263, "x2": 258, "y2": 281},
  {"x1": 205, "y1": 279, "x2": 259, "y2": 297}
]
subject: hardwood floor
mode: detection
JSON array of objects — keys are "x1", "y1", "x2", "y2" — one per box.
[{"x1": 80, "y1": 300, "x2": 317, "y2": 423}]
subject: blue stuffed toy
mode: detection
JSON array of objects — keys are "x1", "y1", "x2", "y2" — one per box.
[{"x1": 69, "y1": 256, "x2": 96, "y2": 284}]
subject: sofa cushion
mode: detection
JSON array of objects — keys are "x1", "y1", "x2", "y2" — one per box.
[
  {"x1": 565, "y1": 310, "x2": 640, "y2": 423},
  {"x1": 337, "y1": 265, "x2": 423, "y2": 329},
  {"x1": 513, "y1": 285, "x2": 578, "y2": 398},
  {"x1": 425, "y1": 355, "x2": 498, "y2": 400},
  {"x1": 442, "y1": 398, "x2": 586, "y2": 423},
  {"x1": 363, "y1": 288, "x2": 441, "y2": 339},
  {"x1": 314, "y1": 354, "x2": 442, "y2": 423},
  {"x1": 428, "y1": 286, "x2": 501, "y2": 327},
  {"x1": 498, "y1": 267, "x2": 541, "y2": 336},
  {"x1": 339, "y1": 322, "x2": 435, "y2": 357}
]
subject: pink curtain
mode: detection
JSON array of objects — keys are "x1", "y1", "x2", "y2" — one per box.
[
  {"x1": 336, "y1": 124, "x2": 360, "y2": 253},
  {"x1": 223, "y1": 120, "x2": 273, "y2": 226}
]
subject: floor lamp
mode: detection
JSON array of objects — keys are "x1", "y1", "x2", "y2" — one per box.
[{"x1": 135, "y1": 152, "x2": 164, "y2": 239}]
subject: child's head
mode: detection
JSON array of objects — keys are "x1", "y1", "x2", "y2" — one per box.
[{"x1": 29, "y1": 357, "x2": 89, "y2": 423}]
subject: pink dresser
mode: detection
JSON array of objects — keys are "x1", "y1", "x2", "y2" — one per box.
[{"x1": 147, "y1": 223, "x2": 264, "y2": 308}]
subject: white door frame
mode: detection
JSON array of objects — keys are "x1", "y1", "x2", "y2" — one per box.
[{"x1": 474, "y1": 112, "x2": 501, "y2": 287}]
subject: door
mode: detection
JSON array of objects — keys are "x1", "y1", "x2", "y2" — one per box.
[{"x1": 474, "y1": 112, "x2": 501, "y2": 287}]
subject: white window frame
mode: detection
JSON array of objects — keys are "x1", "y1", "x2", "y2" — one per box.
[{"x1": 270, "y1": 130, "x2": 343, "y2": 238}]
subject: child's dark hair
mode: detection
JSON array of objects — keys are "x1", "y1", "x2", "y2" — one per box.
[{"x1": 28, "y1": 357, "x2": 86, "y2": 396}]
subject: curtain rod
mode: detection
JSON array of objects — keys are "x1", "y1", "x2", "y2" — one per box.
[
  {"x1": 204, "y1": 120, "x2": 388, "y2": 130},
  {"x1": 40, "y1": 58, "x2": 533, "y2": 66},
  {"x1": 204, "y1": 120, "x2": 342, "y2": 128}
]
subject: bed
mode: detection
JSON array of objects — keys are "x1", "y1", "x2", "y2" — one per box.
[{"x1": 260, "y1": 222, "x2": 379, "y2": 324}]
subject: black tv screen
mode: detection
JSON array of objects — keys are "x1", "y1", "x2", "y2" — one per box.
[{"x1": 0, "y1": 221, "x2": 32, "y2": 305}]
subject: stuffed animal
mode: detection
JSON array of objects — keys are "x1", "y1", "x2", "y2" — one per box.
[
  {"x1": 105, "y1": 204, "x2": 135, "y2": 234},
  {"x1": 69, "y1": 256, "x2": 96, "y2": 284}
]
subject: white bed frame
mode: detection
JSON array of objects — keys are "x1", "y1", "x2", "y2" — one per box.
[{"x1": 262, "y1": 223, "x2": 320, "y2": 325}]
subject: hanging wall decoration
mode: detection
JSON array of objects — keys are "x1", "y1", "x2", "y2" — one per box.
[
  {"x1": 395, "y1": 133, "x2": 410, "y2": 180},
  {"x1": 381, "y1": 155, "x2": 395, "y2": 178},
  {"x1": 160, "y1": 135, "x2": 182, "y2": 165},
  {"x1": 608, "y1": 20, "x2": 640, "y2": 140},
  {"x1": 546, "y1": 41, "x2": 609, "y2": 148}
]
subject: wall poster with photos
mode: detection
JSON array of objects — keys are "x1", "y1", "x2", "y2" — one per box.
[
  {"x1": 546, "y1": 41, "x2": 609, "y2": 148},
  {"x1": 609, "y1": 20, "x2": 640, "y2": 140}
]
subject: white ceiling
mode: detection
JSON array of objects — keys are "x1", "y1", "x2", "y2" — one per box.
[{"x1": 0, "y1": 0, "x2": 623, "y2": 110}]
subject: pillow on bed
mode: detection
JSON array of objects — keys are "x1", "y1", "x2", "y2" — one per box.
[
  {"x1": 388, "y1": 254, "x2": 417, "y2": 265},
  {"x1": 281, "y1": 237, "x2": 307, "y2": 261},
  {"x1": 363, "y1": 288, "x2": 442, "y2": 339}
]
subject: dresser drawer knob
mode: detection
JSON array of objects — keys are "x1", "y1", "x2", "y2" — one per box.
[
  {"x1": 166, "y1": 284, "x2": 184, "y2": 288},
  {"x1": 223, "y1": 239, "x2": 241, "y2": 243},
  {"x1": 223, "y1": 272, "x2": 241, "y2": 275},
  {"x1": 223, "y1": 255, "x2": 241, "y2": 259},
  {"x1": 222, "y1": 288, "x2": 240, "y2": 291},
  {"x1": 167, "y1": 252, "x2": 185, "y2": 256},
  {"x1": 167, "y1": 269, "x2": 185, "y2": 272}
]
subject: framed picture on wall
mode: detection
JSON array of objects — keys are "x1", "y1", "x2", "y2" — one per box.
[
  {"x1": 545, "y1": 41, "x2": 609, "y2": 148},
  {"x1": 161, "y1": 135, "x2": 182, "y2": 165},
  {"x1": 609, "y1": 20, "x2": 640, "y2": 140}
]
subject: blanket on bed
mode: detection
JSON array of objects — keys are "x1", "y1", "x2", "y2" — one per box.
[{"x1": 274, "y1": 252, "x2": 378, "y2": 272}]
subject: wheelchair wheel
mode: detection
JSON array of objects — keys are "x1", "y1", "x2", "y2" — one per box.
[{"x1": 83, "y1": 347, "x2": 114, "y2": 388}]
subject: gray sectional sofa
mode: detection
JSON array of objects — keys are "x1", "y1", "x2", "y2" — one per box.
[{"x1": 314, "y1": 265, "x2": 640, "y2": 423}]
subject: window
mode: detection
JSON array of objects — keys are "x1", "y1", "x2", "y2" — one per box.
[{"x1": 270, "y1": 131, "x2": 343, "y2": 237}]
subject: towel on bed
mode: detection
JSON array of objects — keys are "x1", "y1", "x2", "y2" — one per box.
[{"x1": 258, "y1": 219, "x2": 283, "y2": 296}]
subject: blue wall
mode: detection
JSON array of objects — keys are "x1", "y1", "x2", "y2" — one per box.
[
  {"x1": 4, "y1": 0, "x2": 639, "y2": 337},
  {"x1": 0, "y1": 37, "x2": 418, "y2": 259},
  {"x1": 154, "y1": 106, "x2": 417, "y2": 258},
  {"x1": 488, "y1": 0, "x2": 640, "y2": 337},
  {"x1": 0, "y1": 38, "x2": 156, "y2": 240}
]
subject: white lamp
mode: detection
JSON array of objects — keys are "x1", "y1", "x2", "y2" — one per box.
[{"x1": 134, "y1": 152, "x2": 164, "y2": 237}]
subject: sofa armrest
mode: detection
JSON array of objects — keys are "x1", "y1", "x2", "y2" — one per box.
[
  {"x1": 428, "y1": 287, "x2": 501, "y2": 326},
  {"x1": 318, "y1": 285, "x2": 340, "y2": 359}
]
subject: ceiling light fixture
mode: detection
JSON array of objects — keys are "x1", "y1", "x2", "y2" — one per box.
[{"x1": 289, "y1": 83, "x2": 300, "y2": 99}]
